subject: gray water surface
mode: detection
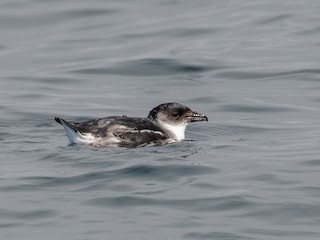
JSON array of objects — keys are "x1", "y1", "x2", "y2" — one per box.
[{"x1": 1, "y1": 0, "x2": 320, "y2": 239}]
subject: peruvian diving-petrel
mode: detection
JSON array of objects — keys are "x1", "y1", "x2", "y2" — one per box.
[{"x1": 55, "y1": 102, "x2": 208, "y2": 147}]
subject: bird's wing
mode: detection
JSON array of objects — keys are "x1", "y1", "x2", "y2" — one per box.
[
  {"x1": 58, "y1": 116, "x2": 167, "y2": 146},
  {"x1": 112, "y1": 128, "x2": 167, "y2": 147},
  {"x1": 93, "y1": 117, "x2": 167, "y2": 146}
]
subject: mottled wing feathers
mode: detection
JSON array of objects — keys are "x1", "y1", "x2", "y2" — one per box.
[
  {"x1": 113, "y1": 129, "x2": 167, "y2": 147},
  {"x1": 55, "y1": 116, "x2": 167, "y2": 146}
]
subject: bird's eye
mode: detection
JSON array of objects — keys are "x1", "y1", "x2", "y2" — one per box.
[{"x1": 172, "y1": 113, "x2": 180, "y2": 118}]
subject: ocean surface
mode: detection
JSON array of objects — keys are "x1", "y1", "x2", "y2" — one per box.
[{"x1": 1, "y1": 0, "x2": 320, "y2": 239}]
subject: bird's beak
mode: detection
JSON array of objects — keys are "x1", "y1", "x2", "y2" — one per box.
[{"x1": 188, "y1": 111, "x2": 208, "y2": 122}]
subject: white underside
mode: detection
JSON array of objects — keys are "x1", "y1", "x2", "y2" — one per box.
[
  {"x1": 61, "y1": 123, "x2": 167, "y2": 145},
  {"x1": 61, "y1": 122, "x2": 96, "y2": 144},
  {"x1": 158, "y1": 120, "x2": 187, "y2": 141}
]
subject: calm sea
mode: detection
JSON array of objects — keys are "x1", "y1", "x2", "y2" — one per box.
[{"x1": 1, "y1": 0, "x2": 320, "y2": 239}]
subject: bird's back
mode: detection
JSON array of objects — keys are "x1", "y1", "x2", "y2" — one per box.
[{"x1": 56, "y1": 116, "x2": 167, "y2": 147}]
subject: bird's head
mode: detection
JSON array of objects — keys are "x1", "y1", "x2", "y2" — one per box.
[{"x1": 147, "y1": 102, "x2": 208, "y2": 140}]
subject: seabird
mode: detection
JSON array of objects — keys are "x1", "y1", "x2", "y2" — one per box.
[{"x1": 55, "y1": 102, "x2": 208, "y2": 147}]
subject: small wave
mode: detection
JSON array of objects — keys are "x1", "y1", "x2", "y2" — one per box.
[
  {"x1": 243, "y1": 228, "x2": 319, "y2": 238},
  {"x1": 0, "y1": 209, "x2": 56, "y2": 220},
  {"x1": 86, "y1": 194, "x2": 255, "y2": 212},
  {"x1": 239, "y1": 202, "x2": 320, "y2": 224},
  {"x1": 184, "y1": 231, "x2": 252, "y2": 240},
  {"x1": 301, "y1": 159, "x2": 320, "y2": 166},
  {"x1": 257, "y1": 14, "x2": 291, "y2": 25},
  {"x1": 73, "y1": 58, "x2": 213, "y2": 76},
  {"x1": 5, "y1": 164, "x2": 216, "y2": 191},
  {"x1": 59, "y1": 8, "x2": 118, "y2": 18},
  {"x1": 193, "y1": 123, "x2": 275, "y2": 138},
  {"x1": 216, "y1": 68, "x2": 320, "y2": 81},
  {"x1": 184, "y1": 96, "x2": 221, "y2": 104},
  {"x1": 215, "y1": 104, "x2": 294, "y2": 113},
  {"x1": 246, "y1": 174, "x2": 298, "y2": 185},
  {"x1": 121, "y1": 27, "x2": 218, "y2": 39}
]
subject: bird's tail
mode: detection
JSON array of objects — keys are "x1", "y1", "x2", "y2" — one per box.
[{"x1": 55, "y1": 117, "x2": 91, "y2": 144}]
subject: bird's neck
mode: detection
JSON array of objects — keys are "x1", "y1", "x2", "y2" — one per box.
[{"x1": 157, "y1": 120, "x2": 187, "y2": 141}]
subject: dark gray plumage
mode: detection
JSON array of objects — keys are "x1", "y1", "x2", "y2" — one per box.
[{"x1": 55, "y1": 102, "x2": 208, "y2": 147}]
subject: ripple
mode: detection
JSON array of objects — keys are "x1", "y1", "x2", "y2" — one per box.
[
  {"x1": 297, "y1": 25, "x2": 320, "y2": 36},
  {"x1": 59, "y1": 8, "x2": 118, "y2": 18},
  {"x1": 184, "y1": 231, "x2": 253, "y2": 240},
  {"x1": 240, "y1": 202, "x2": 320, "y2": 223},
  {"x1": 7, "y1": 76, "x2": 78, "y2": 85},
  {"x1": 73, "y1": 58, "x2": 213, "y2": 76},
  {"x1": 216, "y1": 69, "x2": 320, "y2": 81},
  {"x1": 86, "y1": 195, "x2": 254, "y2": 212},
  {"x1": 302, "y1": 159, "x2": 320, "y2": 166},
  {"x1": 2, "y1": 164, "x2": 217, "y2": 191},
  {"x1": 0, "y1": 223, "x2": 23, "y2": 229},
  {"x1": 184, "y1": 96, "x2": 221, "y2": 104},
  {"x1": 295, "y1": 187, "x2": 320, "y2": 197},
  {"x1": 117, "y1": 164, "x2": 217, "y2": 180},
  {"x1": 216, "y1": 104, "x2": 294, "y2": 113},
  {"x1": 191, "y1": 182, "x2": 226, "y2": 190},
  {"x1": 257, "y1": 14, "x2": 291, "y2": 25},
  {"x1": 247, "y1": 174, "x2": 298, "y2": 185},
  {"x1": 243, "y1": 228, "x2": 320, "y2": 238},
  {"x1": 0, "y1": 209, "x2": 56, "y2": 220},
  {"x1": 0, "y1": 6, "x2": 119, "y2": 29},
  {"x1": 121, "y1": 27, "x2": 218, "y2": 39},
  {"x1": 203, "y1": 123, "x2": 274, "y2": 137}
]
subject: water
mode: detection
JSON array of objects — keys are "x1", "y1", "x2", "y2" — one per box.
[{"x1": 1, "y1": 0, "x2": 320, "y2": 239}]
